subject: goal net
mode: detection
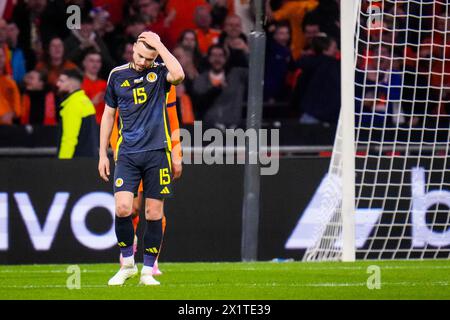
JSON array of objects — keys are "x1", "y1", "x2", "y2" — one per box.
[{"x1": 303, "y1": 0, "x2": 450, "y2": 261}]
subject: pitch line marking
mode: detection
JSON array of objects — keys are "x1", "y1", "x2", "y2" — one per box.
[
  {"x1": 0, "y1": 281, "x2": 448, "y2": 290},
  {"x1": 1, "y1": 264, "x2": 450, "y2": 274}
]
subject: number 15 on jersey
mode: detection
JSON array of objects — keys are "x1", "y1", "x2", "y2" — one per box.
[{"x1": 133, "y1": 88, "x2": 147, "y2": 104}]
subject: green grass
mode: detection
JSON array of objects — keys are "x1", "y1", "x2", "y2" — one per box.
[{"x1": 0, "y1": 260, "x2": 449, "y2": 299}]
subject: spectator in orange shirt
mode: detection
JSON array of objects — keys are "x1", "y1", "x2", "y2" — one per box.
[
  {"x1": 164, "y1": 0, "x2": 208, "y2": 50},
  {"x1": 194, "y1": 5, "x2": 221, "y2": 55},
  {"x1": 35, "y1": 37, "x2": 78, "y2": 91},
  {"x1": 0, "y1": 49, "x2": 21, "y2": 125},
  {"x1": 81, "y1": 49, "x2": 107, "y2": 124}
]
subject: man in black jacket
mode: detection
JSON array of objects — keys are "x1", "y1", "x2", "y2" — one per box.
[{"x1": 294, "y1": 35, "x2": 340, "y2": 124}]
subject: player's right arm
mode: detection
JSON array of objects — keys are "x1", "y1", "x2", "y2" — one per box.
[
  {"x1": 99, "y1": 68, "x2": 119, "y2": 181},
  {"x1": 98, "y1": 104, "x2": 116, "y2": 181}
]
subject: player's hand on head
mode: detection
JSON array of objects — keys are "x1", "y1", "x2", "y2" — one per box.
[
  {"x1": 138, "y1": 31, "x2": 161, "y2": 47},
  {"x1": 98, "y1": 156, "x2": 110, "y2": 182}
]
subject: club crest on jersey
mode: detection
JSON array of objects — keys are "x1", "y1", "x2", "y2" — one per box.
[
  {"x1": 115, "y1": 178, "x2": 124, "y2": 187},
  {"x1": 147, "y1": 72, "x2": 157, "y2": 83}
]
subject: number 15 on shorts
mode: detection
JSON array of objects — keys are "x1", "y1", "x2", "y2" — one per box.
[{"x1": 160, "y1": 168, "x2": 171, "y2": 185}]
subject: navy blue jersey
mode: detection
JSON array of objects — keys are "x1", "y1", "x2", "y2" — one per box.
[{"x1": 105, "y1": 62, "x2": 172, "y2": 156}]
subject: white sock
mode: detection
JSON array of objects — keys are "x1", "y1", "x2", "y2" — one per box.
[
  {"x1": 141, "y1": 266, "x2": 153, "y2": 275},
  {"x1": 122, "y1": 255, "x2": 135, "y2": 267}
]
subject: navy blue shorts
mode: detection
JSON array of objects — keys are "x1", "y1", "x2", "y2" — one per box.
[{"x1": 114, "y1": 149, "x2": 173, "y2": 199}]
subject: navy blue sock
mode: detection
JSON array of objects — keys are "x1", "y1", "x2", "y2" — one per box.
[
  {"x1": 143, "y1": 219, "x2": 163, "y2": 267},
  {"x1": 115, "y1": 215, "x2": 134, "y2": 257}
]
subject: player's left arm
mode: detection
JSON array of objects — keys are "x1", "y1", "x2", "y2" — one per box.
[{"x1": 138, "y1": 32, "x2": 185, "y2": 85}]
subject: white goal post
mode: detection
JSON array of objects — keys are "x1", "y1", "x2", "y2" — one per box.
[{"x1": 303, "y1": 0, "x2": 450, "y2": 261}]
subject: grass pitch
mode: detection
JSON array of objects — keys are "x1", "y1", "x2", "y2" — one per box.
[{"x1": 0, "y1": 260, "x2": 449, "y2": 300}]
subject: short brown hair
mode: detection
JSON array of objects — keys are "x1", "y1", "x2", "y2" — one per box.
[{"x1": 137, "y1": 40, "x2": 156, "y2": 51}]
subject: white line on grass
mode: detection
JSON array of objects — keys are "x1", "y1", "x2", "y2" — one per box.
[
  {"x1": 1, "y1": 264, "x2": 450, "y2": 274},
  {"x1": 0, "y1": 281, "x2": 448, "y2": 290},
  {"x1": 0, "y1": 269, "x2": 109, "y2": 273}
]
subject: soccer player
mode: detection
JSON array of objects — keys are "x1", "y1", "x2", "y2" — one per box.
[
  {"x1": 98, "y1": 31, "x2": 184, "y2": 286},
  {"x1": 110, "y1": 84, "x2": 181, "y2": 276}
]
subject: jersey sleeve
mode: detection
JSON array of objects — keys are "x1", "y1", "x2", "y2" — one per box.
[
  {"x1": 104, "y1": 72, "x2": 118, "y2": 108},
  {"x1": 160, "y1": 64, "x2": 171, "y2": 92}
]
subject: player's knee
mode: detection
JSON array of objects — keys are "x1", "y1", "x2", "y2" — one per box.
[
  {"x1": 145, "y1": 204, "x2": 163, "y2": 220},
  {"x1": 116, "y1": 202, "x2": 133, "y2": 217}
]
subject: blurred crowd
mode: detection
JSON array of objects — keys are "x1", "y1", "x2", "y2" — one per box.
[
  {"x1": 356, "y1": 0, "x2": 450, "y2": 132},
  {"x1": 0, "y1": 0, "x2": 343, "y2": 132},
  {"x1": 2, "y1": 0, "x2": 448, "y2": 142}
]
